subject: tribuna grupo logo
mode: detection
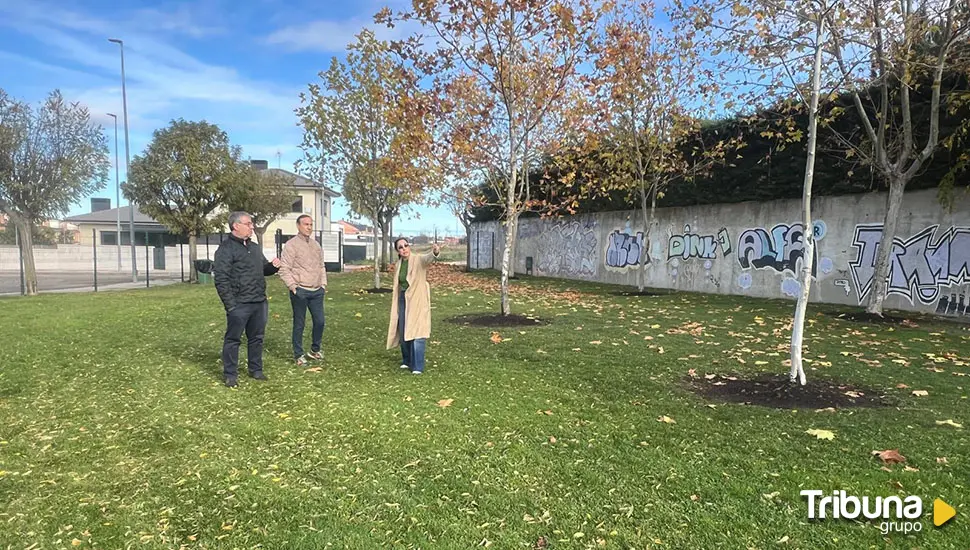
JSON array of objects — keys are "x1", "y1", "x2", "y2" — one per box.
[{"x1": 801, "y1": 490, "x2": 955, "y2": 535}]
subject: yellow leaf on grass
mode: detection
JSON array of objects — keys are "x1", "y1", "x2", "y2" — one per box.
[
  {"x1": 912, "y1": 390, "x2": 929, "y2": 397},
  {"x1": 490, "y1": 332, "x2": 503, "y2": 344},
  {"x1": 806, "y1": 429, "x2": 835, "y2": 440},
  {"x1": 657, "y1": 415, "x2": 676, "y2": 424},
  {"x1": 437, "y1": 399, "x2": 454, "y2": 408},
  {"x1": 589, "y1": 340, "x2": 602, "y2": 345},
  {"x1": 354, "y1": 312, "x2": 362, "y2": 318},
  {"x1": 935, "y1": 419, "x2": 963, "y2": 428}
]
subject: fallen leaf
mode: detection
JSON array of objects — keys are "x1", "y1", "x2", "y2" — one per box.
[
  {"x1": 657, "y1": 415, "x2": 676, "y2": 424},
  {"x1": 354, "y1": 312, "x2": 362, "y2": 318},
  {"x1": 896, "y1": 383, "x2": 909, "y2": 389},
  {"x1": 304, "y1": 367, "x2": 322, "y2": 373},
  {"x1": 704, "y1": 373, "x2": 716, "y2": 379},
  {"x1": 807, "y1": 429, "x2": 835, "y2": 440},
  {"x1": 437, "y1": 399, "x2": 454, "y2": 408},
  {"x1": 72, "y1": 540, "x2": 82, "y2": 547},
  {"x1": 912, "y1": 390, "x2": 929, "y2": 397},
  {"x1": 490, "y1": 332, "x2": 503, "y2": 344},
  {"x1": 777, "y1": 535, "x2": 790, "y2": 544},
  {"x1": 937, "y1": 457, "x2": 949, "y2": 464},
  {"x1": 815, "y1": 407, "x2": 837, "y2": 413},
  {"x1": 872, "y1": 449, "x2": 906, "y2": 464},
  {"x1": 549, "y1": 436, "x2": 557, "y2": 444},
  {"x1": 589, "y1": 340, "x2": 602, "y2": 345},
  {"x1": 904, "y1": 466, "x2": 919, "y2": 472},
  {"x1": 935, "y1": 419, "x2": 963, "y2": 428},
  {"x1": 844, "y1": 391, "x2": 863, "y2": 398},
  {"x1": 688, "y1": 368, "x2": 698, "y2": 378}
]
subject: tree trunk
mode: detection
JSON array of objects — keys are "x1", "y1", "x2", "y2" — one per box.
[
  {"x1": 865, "y1": 178, "x2": 905, "y2": 315},
  {"x1": 790, "y1": 16, "x2": 825, "y2": 386},
  {"x1": 254, "y1": 227, "x2": 267, "y2": 250},
  {"x1": 372, "y1": 212, "x2": 381, "y2": 290},
  {"x1": 379, "y1": 218, "x2": 390, "y2": 272},
  {"x1": 637, "y1": 183, "x2": 649, "y2": 293},
  {"x1": 188, "y1": 232, "x2": 199, "y2": 283},
  {"x1": 463, "y1": 220, "x2": 471, "y2": 273},
  {"x1": 14, "y1": 216, "x2": 38, "y2": 296}
]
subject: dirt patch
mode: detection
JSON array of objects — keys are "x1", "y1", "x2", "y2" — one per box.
[
  {"x1": 364, "y1": 288, "x2": 393, "y2": 294},
  {"x1": 685, "y1": 373, "x2": 893, "y2": 409},
  {"x1": 826, "y1": 311, "x2": 919, "y2": 326},
  {"x1": 826, "y1": 309, "x2": 970, "y2": 328},
  {"x1": 610, "y1": 289, "x2": 675, "y2": 297},
  {"x1": 446, "y1": 313, "x2": 549, "y2": 327}
]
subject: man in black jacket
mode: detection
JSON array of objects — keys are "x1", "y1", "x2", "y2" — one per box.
[{"x1": 214, "y1": 211, "x2": 281, "y2": 387}]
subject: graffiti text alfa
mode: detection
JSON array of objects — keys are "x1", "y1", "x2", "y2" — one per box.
[{"x1": 737, "y1": 221, "x2": 826, "y2": 276}]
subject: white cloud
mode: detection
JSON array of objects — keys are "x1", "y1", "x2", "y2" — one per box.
[{"x1": 264, "y1": 16, "x2": 420, "y2": 53}]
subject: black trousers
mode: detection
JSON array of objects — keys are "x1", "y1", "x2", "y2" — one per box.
[{"x1": 222, "y1": 300, "x2": 268, "y2": 378}]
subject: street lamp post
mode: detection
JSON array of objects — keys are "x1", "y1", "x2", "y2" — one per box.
[
  {"x1": 107, "y1": 112, "x2": 121, "y2": 272},
  {"x1": 109, "y1": 37, "x2": 137, "y2": 282}
]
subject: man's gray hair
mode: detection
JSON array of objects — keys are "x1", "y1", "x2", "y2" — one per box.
[{"x1": 228, "y1": 211, "x2": 251, "y2": 231}]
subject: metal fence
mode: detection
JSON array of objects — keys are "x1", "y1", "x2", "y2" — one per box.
[{"x1": 1, "y1": 229, "x2": 350, "y2": 296}]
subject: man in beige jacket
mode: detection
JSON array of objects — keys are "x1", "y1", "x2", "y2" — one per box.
[{"x1": 279, "y1": 215, "x2": 327, "y2": 366}]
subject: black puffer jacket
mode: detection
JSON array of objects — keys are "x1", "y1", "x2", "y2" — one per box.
[{"x1": 213, "y1": 234, "x2": 280, "y2": 311}]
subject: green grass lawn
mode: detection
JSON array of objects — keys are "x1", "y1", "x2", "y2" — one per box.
[{"x1": 1, "y1": 267, "x2": 968, "y2": 549}]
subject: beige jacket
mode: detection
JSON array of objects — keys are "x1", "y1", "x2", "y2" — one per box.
[
  {"x1": 279, "y1": 234, "x2": 327, "y2": 291},
  {"x1": 386, "y1": 251, "x2": 437, "y2": 348}
]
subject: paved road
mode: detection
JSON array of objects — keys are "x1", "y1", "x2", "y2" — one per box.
[{"x1": 0, "y1": 270, "x2": 182, "y2": 295}]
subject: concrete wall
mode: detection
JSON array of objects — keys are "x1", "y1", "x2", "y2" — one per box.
[
  {"x1": 0, "y1": 244, "x2": 191, "y2": 274},
  {"x1": 469, "y1": 188, "x2": 970, "y2": 318}
]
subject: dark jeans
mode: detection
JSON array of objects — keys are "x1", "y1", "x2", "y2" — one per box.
[
  {"x1": 222, "y1": 300, "x2": 268, "y2": 378},
  {"x1": 397, "y1": 291, "x2": 426, "y2": 373},
  {"x1": 290, "y1": 287, "x2": 325, "y2": 358}
]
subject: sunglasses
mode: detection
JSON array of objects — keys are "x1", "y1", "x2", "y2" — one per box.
[{"x1": 396, "y1": 243, "x2": 410, "y2": 251}]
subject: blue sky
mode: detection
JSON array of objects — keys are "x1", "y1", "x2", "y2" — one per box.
[{"x1": 0, "y1": 0, "x2": 465, "y2": 236}]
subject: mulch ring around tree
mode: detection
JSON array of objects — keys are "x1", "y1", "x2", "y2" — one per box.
[
  {"x1": 684, "y1": 373, "x2": 894, "y2": 410},
  {"x1": 446, "y1": 313, "x2": 549, "y2": 327},
  {"x1": 610, "y1": 289, "x2": 676, "y2": 297},
  {"x1": 824, "y1": 309, "x2": 970, "y2": 328}
]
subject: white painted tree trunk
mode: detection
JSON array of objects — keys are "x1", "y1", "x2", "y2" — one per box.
[
  {"x1": 790, "y1": 15, "x2": 826, "y2": 386},
  {"x1": 865, "y1": 179, "x2": 905, "y2": 315},
  {"x1": 500, "y1": 174, "x2": 516, "y2": 316}
]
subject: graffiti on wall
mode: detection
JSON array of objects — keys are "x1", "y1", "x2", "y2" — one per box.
[
  {"x1": 605, "y1": 229, "x2": 645, "y2": 269},
  {"x1": 668, "y1": 225, "x2": 732, "y2": 261},
  {"x1": 537, "y1": 218, "x2": 598, "y2": 279},
  {"x1": 849, "y1": 224, "x2": 970, "y2": 308},
  {"x1": 737, "y1": 220, "x2": 830, "y2": 278}
]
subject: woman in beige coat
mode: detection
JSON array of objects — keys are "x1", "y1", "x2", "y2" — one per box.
[{"x1": 386, "y1": 237, "x2": 440, "y2": 374}]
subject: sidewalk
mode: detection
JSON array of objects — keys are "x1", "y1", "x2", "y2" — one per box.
[{"x1": 0, "y1": 270, "x2": 183, "y2": 297}]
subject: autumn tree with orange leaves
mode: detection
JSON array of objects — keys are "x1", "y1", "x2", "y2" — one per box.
[{"x1": 378, "y1": 0, "x2": 606, "y2": 316}]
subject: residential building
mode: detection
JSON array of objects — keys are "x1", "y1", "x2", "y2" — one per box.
[{"x1": 65, "y1": 160, "x2": 340, "y2": 252}]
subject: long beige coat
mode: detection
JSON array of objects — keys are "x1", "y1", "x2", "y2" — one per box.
[{"x1": 386, "y1": 251, "x2": 437, "y2": 349}]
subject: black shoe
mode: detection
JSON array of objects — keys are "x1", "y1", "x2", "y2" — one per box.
[
  {"x1": 250, "y1": 371, "x2": 268, "y2": 381},
  {"x1": 225, "y1": 377, "x2": 238, "y2": 388}
]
